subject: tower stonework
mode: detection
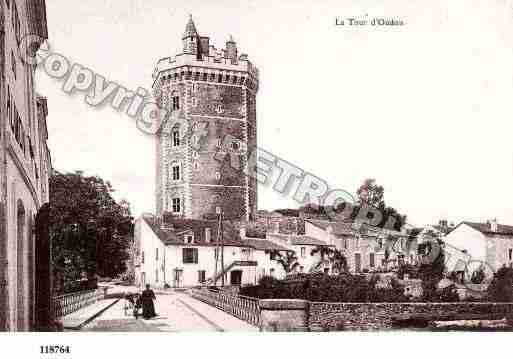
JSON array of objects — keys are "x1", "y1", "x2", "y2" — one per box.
[{"x1": 153, "y1": 17, "x2": 259, "y2": 221}]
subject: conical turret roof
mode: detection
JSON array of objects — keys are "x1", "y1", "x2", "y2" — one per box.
[{"x1": 183, "y1": 15, "x2": 198, "y2": 39}]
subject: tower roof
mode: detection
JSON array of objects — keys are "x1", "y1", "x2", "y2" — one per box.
[{"x1": 183, "y1": 15, "x2": 199, "y2": 39}]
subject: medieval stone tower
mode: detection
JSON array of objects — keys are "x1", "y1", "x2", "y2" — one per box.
[{"x1": 153, "y1": 16, "x2": 259, "y2": 221}]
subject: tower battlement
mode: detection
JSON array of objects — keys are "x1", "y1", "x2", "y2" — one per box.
[{"x1": 153, "y1": 53, "x2": 259, "y2": 87}]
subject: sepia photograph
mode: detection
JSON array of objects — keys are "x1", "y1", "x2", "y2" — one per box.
[{"x1": 1, "y1": 0, "x2": 513, "y2": 355}]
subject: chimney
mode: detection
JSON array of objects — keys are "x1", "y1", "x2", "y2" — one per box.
[{"x1": 490, "y1": 218, "x2": 498, "y2": 232}]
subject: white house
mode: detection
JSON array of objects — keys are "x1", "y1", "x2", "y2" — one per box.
[
  {"x1": 134, "y1": 214, "x2": 290, "y2": 288},
  {"x1": 443, "y1": 220, "x2": 513, "y2": 280},
  {"x1": 304, "y1": 219, "x2": 416, "y2": 273}
]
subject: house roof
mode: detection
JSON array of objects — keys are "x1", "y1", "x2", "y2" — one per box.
[
  {"x1": 306, "y1": 219, "x2": 405, "y2": 237},
  {"x1": 242, "y1": 238, "x2": 291, "y2": 251},
  {"x1": 142, "y1": 215, "x2": 247, "y2": 247},
  {"x1": 268, "y1": 233, "x2": 331, "y2": 246},
  {"x1": 306, "y1": 219, "x2": 354, "y2": 235},
  {"x1": 462, "y1": 221, "x2": 513, "y2": 236}
]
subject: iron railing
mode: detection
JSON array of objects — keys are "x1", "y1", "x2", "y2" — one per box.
[
  {"x1": 190, "y1": 288, "x2": 260, "y2": 327},
  {"x1": 52, "y1": 288, "x2": 105, "y2": 318}
]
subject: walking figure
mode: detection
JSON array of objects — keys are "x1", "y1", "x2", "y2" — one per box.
[{"x1": 141, "y1": 284, "x2": 157, "y2": 319}]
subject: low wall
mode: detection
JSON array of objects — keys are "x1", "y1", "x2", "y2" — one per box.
[{"x1": 309, "y1": 302, "x2": 513, "y2": 331}]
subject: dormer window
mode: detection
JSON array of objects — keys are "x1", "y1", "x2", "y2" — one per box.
[
  {"x1": 185, "y1": 234, "x2": 194, "y2": 244},
  {"x1": 231, "y1": 140, "x2": 240, "y2": 151}
]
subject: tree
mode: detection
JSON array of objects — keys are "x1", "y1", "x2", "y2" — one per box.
[
  {"x1": 276, "y1": 251, "x2": 300, "y2": 274},
  {"x1": 417, "y1": 237, "x2": 446, "y2": 301},
  {"x1": 356, "y1": 178, "x2": 385, "y2": 210},
  {"x1": 487, "y1": 267, "x2": 513, "y2": 302},
  {"x1": 354, "y1": 178, "x2": 406, "y2": 231},
  {"x1": 310, "y1": 246, "x2": 348, "y2": 274},
  {"x1": 50, "y1": 171, "x2": 133, "y2": 293}
]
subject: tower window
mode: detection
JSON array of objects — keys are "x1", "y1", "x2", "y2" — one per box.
[
  {"x1": 172, "y1": 130, "x2": 180, "y2": 146},
  {"x1": 192, "y1": 97, "x2": 197, "y2": 107},
  {"x1": 193, "y1": 162, "x2": 199, "y2": 170},
  {"x1": 172, "y1": 198, "x2": 181, "y2": 213},
  {"x1": 203, "y1": 73, "x2": 208, "y2": 81},
  {"x1": 172, "y1": 164, "x2": 180, "y2": 181},
  {"x1": 231, "y1": 140, "x2": 240, "y2": 150},
  {"x1": 215, "y1": 172, "x2": 220, "y2": 180},
  {"x1": 172, "y1": 96, "x2": 180, "y2": 110}
]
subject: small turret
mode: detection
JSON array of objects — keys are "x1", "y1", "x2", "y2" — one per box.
[{"x1": 183, "y1": 15, "x2": 199, "y2": 55}]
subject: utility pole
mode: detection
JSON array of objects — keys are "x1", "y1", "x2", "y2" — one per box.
[
  {"x1": 214, "y1": 212, "x2": 221, "y2": 286},
  {"x1": 220, "y1": 211, "x2": 225, "y2": 287}
]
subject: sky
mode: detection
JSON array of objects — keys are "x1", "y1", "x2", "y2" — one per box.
[{"x1": 38, "y1": 0, "x2": 513, "y2": 227}]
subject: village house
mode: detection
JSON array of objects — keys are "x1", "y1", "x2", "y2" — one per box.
[
  {"x1": 444, "y1": 220, "x2": 513, "y2": 280},
  {"x1": 134, "y1": 214, "x2": 290, "y2": 288},
  {"x1": 304, "y1": 219, "x2": 417, "y2": 273}
]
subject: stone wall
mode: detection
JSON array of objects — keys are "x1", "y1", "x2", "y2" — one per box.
[{"x1": 308, "y1": 302, "x2": 513, "y2": 331}]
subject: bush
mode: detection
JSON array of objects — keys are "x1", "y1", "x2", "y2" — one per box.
[
  {"x1": 471, "y1": 267, "x2": 486, "y2": 284},
  {"x1": 437, "y1": 284, "x2": 460, "y2": 302},
  {"x1": 487, "y1": 267, "x2": 513, "y2": 302},
  {"x1": 241, "y1": 273, "x2": 410, "y2": 303},
  {"x1": 397, "y1": 264, "x2": 419, "y2": 279}
]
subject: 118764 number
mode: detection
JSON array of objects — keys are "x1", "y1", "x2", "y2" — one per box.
[{"x1": 40, "y1": 346, "x2": 70, "y2": 354}]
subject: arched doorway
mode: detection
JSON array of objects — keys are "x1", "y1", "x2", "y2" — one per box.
[{"x1": 16, "y1": 199, "x2": 27, "y2": 331}]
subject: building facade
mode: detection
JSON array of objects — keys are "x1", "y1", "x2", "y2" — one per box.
[
  {"x1": 134, "y1": 215, "x2": 289, "y2": 288},
  {"x1": 153, "y1": 16, "x2": 259, "y2": 221},
  {"x1": 305, "y1": 219, "x2": 417, "y2": 273},
  {"x1": 1, "y1": 0, "x2": 50, "y2": 331},
  {"x1": 444, "y1": 220, "x2": 513, "y2": 280}
]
